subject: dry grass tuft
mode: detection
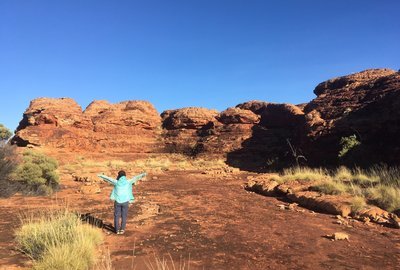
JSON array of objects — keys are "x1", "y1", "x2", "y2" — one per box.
[
  {"x1": 366, "y1": 185, "x2": 400, "y2": 213},
  {"x1": 312, "y1": 180, "x2": 348, "y2": 195},
  {"x1": 350, "y1": 196, "x2": 367, "y2": 212},
  {"x1": 15, "y1": 209, "x2": 103, "y2": 270},
  {"x1": 278, "y1": 165, "x2": 400, "y2": 213},
  {"x1": 279, "y1": 167, "x2": 329, "y2": 183}
]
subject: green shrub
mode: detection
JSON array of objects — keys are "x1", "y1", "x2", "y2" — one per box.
[
  {"x1": 14, "y1": 151, "x2": 59, "y2": 194},
  {"x1": 0, "y1": 124, "x2": 12, "y2": 141},
  {"x1": 16, "y1": 209, "x2": 103, "y2": 270},
  {"x1": 338, "y1": 134, "x2": 360, "y2": 158}
]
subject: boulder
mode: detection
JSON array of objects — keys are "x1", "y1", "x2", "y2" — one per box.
[
  {"x1": 260, "y1": 103, "x2": 305, "y2": 128},
  {"x1": 236, "y1": 100, "x2": 269, "y2": 114},
  {"x1": 161, "y1": 107, "x2": 218, "y2": 129},
  {"x1": 217, "y1": 107, "x2": 260, "y2": 124}
]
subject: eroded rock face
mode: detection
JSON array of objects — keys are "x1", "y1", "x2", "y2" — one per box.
[
  {"x1": 236, "y1": 100, "x2": 269, "y2": 114},
  {"x1": 11, "y1": 68, "x2": 400, "y2": 168},
  {"x1": 161, "y1": 107, "x2": 219, "y2": 155},
  {"x1": 17, "y1": 98, "x2": 88, "y2": 129},
  {"x1": 226, "y1": 103, "x2": 307, "y2": 170},
  {"x1": 260, "y1": 103, "x2": 305, "y2": 128},
  {"x1": 87, "y1": 100, "x2": 161, "y2": 133},
  {"x1": 199, "y1": 108, "x2": 259, "y2": 155},
  {"x1": 303, "y1": 68, "x2": 400, "y2": 165},
  {"x1": 217, "y1": 107, "x2": 260, "y2": 124},
  {"x1": 161, "y1": 107, "x2": 218, "y2": 130},
  {"x1": 13, "y1": 98, "x2": 162, "y2": 153},
  {"x1": 12, "y1": 98, "x2": 93, "y2": 147}
]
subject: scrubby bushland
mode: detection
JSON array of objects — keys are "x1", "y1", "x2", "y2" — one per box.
[
  {"x1": 274, "y1": 166, "x2": 400, "y2": 213},
  {"x1": 16, "y1": 209, "x2": 103, "y2": 270},
  {"x1": 13, "y1": 151, "x2": 59, "y2": 195}
]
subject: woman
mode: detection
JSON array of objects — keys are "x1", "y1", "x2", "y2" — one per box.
[{"x1": 98, "y1": 170, "x2": 147, "y2": 234}]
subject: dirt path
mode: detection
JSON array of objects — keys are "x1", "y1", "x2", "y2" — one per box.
[{"x1": 1, "y1": 171, "x2": 399, "y2": 269}]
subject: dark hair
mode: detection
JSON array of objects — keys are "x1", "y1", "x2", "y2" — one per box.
[{"x1": 117, "y1": 170, "x2": 126, "y2": 180}]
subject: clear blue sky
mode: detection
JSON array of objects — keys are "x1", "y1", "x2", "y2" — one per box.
[{"x1": 1, "y1": 0, "x2": 399, "y2": 131}]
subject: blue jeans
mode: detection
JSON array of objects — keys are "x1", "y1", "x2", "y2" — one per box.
[{"x1": 114, "y1": 201, "x2": 129, "y2": 232}]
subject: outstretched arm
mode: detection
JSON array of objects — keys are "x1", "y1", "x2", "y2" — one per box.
[
  {"x1": 128, "y1": 172, "x2": 147, "y2": 185},
  {"x1": 98, "y1": 174, "x2": 117, "y2": 185}
]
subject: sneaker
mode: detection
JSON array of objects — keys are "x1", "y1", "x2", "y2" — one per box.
[
  {"x1": 119, "y1": 230, "x2": 125, "y2": 235},
  {"x1": 116, "y1": 230, "x2": 121, "y2": 235}
]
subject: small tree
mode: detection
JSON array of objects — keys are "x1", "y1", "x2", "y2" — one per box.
[
  {"x1": 338, "y1": 134, "x2": 361, "y2": 158},
  {"x1": 14, "y1": 151, "x2": 59, "y2": 195},
  {"x1": 0, "y1": 124, "x2": 12, "y2": 141}
]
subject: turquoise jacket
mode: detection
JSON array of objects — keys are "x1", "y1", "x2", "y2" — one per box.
[{"x1": 98, "y1": 173, "x2": 147, "y2": 204}]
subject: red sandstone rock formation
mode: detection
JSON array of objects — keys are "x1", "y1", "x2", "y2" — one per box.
[
  {"x1": 235, "y1": 100, "x2": 269, "y2": 114},
  {"x1": 217, "y1": 107, "x2": 260, "y2": 124},
  {"x1": 226, "y1": 103, "x2": 306, "y2": 169},
  {"x1": 160, "y1": 107, "x2": 219, "y2": 155},
  {"x1": 198, "y1": 108, "x2": 259, "y2": 155},
  {"x1": 161, "y1": 107, "x2": 218, "y2": 130},
  {"x1": 11, "y1": 68, "x2": 400, "y2": 168},
  {"x1": 303, "y1": 68, "x2": 400, "y2": 165},
  {"x1": 12, "y1": 99, "x2": 162, "y2": 153}
]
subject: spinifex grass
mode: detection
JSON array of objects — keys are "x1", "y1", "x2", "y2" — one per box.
[
  {"x1": 16, "y1": 208, "x2": 103, "y2": 270},
  {"x1": 274, "y1": 165, "x2": 400, "y2": 213}
]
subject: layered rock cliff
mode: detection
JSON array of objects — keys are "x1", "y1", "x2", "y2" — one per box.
[
  {"x1": 303, "y1": 68, "x2": 400, "y2": 165},
  {"x1": 12, "y1": 99, "x2": 163, "y2": 153},
  {"x1": 12, "y1": 68, "x2": 400, "y2": 169}
]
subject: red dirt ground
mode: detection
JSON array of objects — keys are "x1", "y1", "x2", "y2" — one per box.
[{"x1": 1, "y1": 171, "x2": 399, "y2": 269}]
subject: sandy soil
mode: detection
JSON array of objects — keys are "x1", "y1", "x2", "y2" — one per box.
[{"x1": 1, "y1": 171, "x2": 399, "y2": 269}]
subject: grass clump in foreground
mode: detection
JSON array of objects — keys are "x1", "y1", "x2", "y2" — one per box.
[
  {"x1": 16, "y1": 209, "x2": 103, "y2": 270},
  {"x1": 274, "y1": 165, "x2": 400, "y2": 213},
  {"x1": 366, "y1": 185, "x2": 400, "y2": 213}
]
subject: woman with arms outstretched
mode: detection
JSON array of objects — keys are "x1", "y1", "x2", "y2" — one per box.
[{"x1": 98, "y1": 170, "x2": 147, "y2": 235}]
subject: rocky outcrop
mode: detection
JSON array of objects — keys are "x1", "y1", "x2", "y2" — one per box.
[
  {"x1": 11, "y1": 68, "x2": 400, "y2": 168},
  {"x1": 12, "y1": 99, "x2": 163, "y2": 153},
  {"x1": 229, "y1": 69, "x2": 400, "y2": 169},
  {"x1": 161, "y1": 107, "x2": 219, "y2": 155},
  {"x1": 12, "y1": 98, "x2": 93, "y2": 148},
  {"x1": 161, "y1": 107, "x2": 259, "y2": 156},
  {"x1": 226, "y1": 103, "x2": 307, "y2": 170},
  {"x1": 236, "y1": 100, "x2": 269, "y2": 114},
  {"x1": 302, "y1": 68, "x2": 400, "y2": 165},
  {"x1": 161, "y1": 107, "x2": 218, "y2": 130},
  {"x1": 198, "y1": 108, "x2": 259, "y2": 155},
  {"x1": 216, "y1": 107, "x2": 260, "y2": 124}
]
